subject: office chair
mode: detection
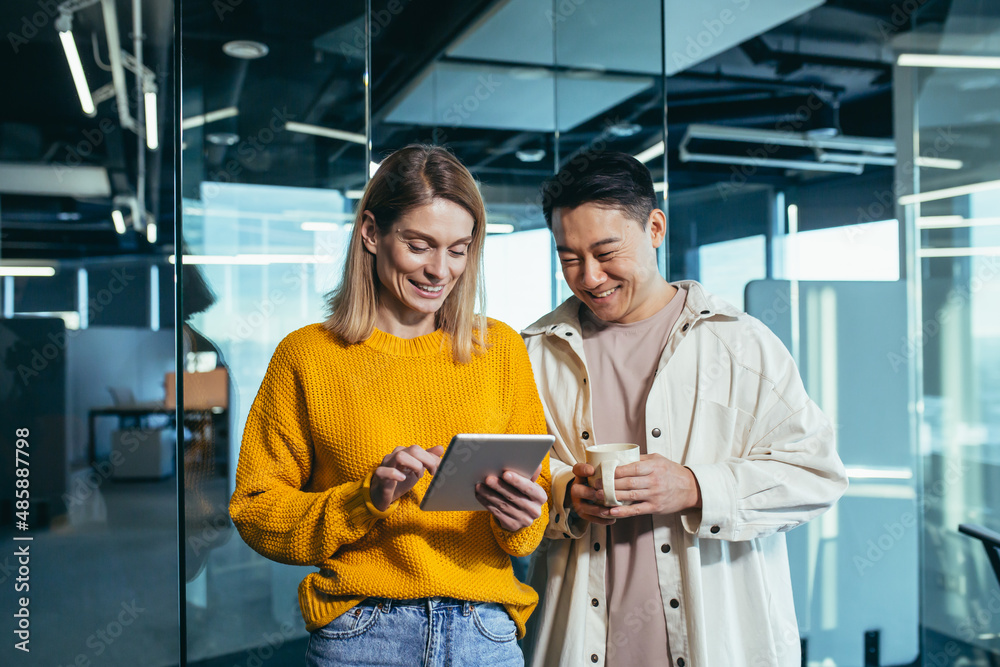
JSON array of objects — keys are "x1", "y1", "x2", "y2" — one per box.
[{"x1": 958, "y1": 523, "x2": 1000, "y2": 588}]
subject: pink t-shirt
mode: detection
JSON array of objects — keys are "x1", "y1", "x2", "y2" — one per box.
[{"x1": 581, "y1": 287, "x2": 687, "y2": 666}]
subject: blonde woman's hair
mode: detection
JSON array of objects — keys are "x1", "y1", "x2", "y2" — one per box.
[{"x1": 325, "y1": 144, "x2": 488, "y2": 362}]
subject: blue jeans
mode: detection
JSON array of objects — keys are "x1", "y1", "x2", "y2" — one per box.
[{"x1": 305, "y1": 597, "x2": 523, "y2": 667}]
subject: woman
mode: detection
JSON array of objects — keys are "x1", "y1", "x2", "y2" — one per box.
[{"x1": 230, "y1": 145, "x2": 551, "y2": 666}]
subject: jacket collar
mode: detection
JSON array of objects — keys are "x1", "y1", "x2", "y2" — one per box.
[{"x1": 521, "y1": 280, "x2": 741, "y2": 338}]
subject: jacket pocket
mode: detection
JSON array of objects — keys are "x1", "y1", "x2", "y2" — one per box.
[{"x1": 690, "y1": 399, "x2": 756, "y2": 462}]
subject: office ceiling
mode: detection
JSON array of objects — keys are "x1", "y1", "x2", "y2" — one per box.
[{"x1": 0, "y1": 0, "x2": 958, "y2": 261}]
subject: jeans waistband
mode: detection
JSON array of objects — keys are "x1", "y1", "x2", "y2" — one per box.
[{"x1": 359, "y1": 597, "x2": 475, "y2": 614}]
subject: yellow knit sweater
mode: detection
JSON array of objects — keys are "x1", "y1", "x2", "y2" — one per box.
[{"x1": 230, "y1": 319, "x2": 550, "y2": 638}]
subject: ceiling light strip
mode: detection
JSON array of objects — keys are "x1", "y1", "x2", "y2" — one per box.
[
  {"x1": 181, "y1": 107, "x2": 239, "y2": 130},
  {"x1": 0, "y1": 266, "x2": 57, "y2": 277},
  {"x1": 681, "y1": 151, "x2": 864, "y2": 174},
  {"x1": 167, "y1": 254, "x2": 337, "y2": 265},
  {"x1": 897, "y1": 53, "x2": 1000, "y2": 69},
  {"x1": 285, "y1": 122, "x2": 366, "y2": 144},
  {"x1": 633, "y1": 141, "x2": 665, "y2": 164},
  {"x1": 899, "y1": 179, "x2": 1000, "y2": 205},
  {"x1": 59, "y1": 30, "x2": 96, "y2": 117},
  {"x1": 918, "y1": 216, "x2": 1000, "y2": 229},
  {"x1": 919, "y1": 246, "x2": 1000, "y2": 258},
  {"x1": 686, "y1": 124, "x2": 895, "y2": 154}
]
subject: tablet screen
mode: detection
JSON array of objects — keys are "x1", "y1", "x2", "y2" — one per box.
[{"x1": 419, "y1": 433, "x2": 554, "y2": 512}]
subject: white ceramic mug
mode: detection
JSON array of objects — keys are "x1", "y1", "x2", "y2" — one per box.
[{"x1": 585, "y1": 443, "x2": 641, "y2": 507}]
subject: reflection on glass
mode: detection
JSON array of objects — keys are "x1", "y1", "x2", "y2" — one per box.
[
  {"x1": 900, "y1": 1, "x2": 1000, "y2": 663},
  {"x1": 180, "y1": 1, "x2": 367, "y2": 660}
]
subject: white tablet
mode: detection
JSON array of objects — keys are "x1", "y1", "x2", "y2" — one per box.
[{"x1": 419, "y1": 433, "x2": 555, "y2": 512}]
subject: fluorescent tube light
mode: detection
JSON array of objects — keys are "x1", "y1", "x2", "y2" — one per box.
[
  {"x1": 145, "y1": 91, "x2": 158, "y2": 150},
  {"x1": 112, "y1": 209, "x2": 126, "y2": 234},
  {"x1": 787, "y1": 204, "x2": 799, "y2": 234},
  {"x1": 682, "y1": 150, "x2": 864, "y2": 174},
  {"x1": 685, "y1": 124, "x2": 895, "y2": 154},
  {"x1": 168, "y1": 254, "x2": 336, "y2": 265},
  {"x1": 634, "y1": 141, "x2": 665, "y2": 164},
  {"x1": 345, "y1": 189, "x2": 365, "y2": 199},
  {"x1": 0, "y1": 266, "x2": 56, "y2": 277},
  {"x1": 181, "y1": 106, "x2": 239, "y2": 130},
  {"x1": 898, "y1": 54, "x2": 1000, "y2": 69},
  {"x1": 898, "y1": 179, "x2": 1000, "y2": 205},
  {"x1": 818, "y1": 153, "x2": 963, "y2": 170},
  {"x1": 915, "y1": 156, "x2": 963, "y2": 170},
  {"x1": 917, "y1": 216, "x2": 964, "y2": 228},
  {"x1": 150, "y1": 265, "x2": 159, "y2": 331},
  {"x1": 486, "y1": 223, "x2": 515, "y2": 234},
  {"x1": 285, "y1": 121, "x2": 366, "y2": 144},
  {"x1": 59, "y1": 30, "x2": 96, "y2": 116},
  {"x1": 146, "y1": 222, "x2": 157, "y2": 243},
  {"x1": 819, "y1": 152, "x2": 896, "y2": 167},
  {"x1": 653, "y1": 181, "x2": 668, "y2": 193},
  {"x1": 917, "y1": 216, "x2": 1000, "y2": 229},
  {"x1": 77, "y1": 268, "x2": 88, "y2": 328},
  {"x1": 919, "y1": 247, "x2": 1000, "y2": 257}
]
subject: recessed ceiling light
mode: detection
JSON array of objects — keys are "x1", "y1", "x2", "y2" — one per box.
[
  {"x1": 222, "y1": 40, "x2": 269, "y2": 60},
  {"x1": 515, "y1": 148, "x2": 546, "y2": 163},
  {"x1": 608, "y1": 122, "x2": 642, "y2": 138},
  {"x1": 206, "y1": 132, "x2": 240, "y2": 146}
]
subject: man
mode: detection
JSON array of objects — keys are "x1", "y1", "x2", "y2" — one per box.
[{"x1": 522, "y1": 153, "x2": 848, "y2": 667}]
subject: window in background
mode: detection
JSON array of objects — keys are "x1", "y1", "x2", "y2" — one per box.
[
  {"x1": 483, "y1": 228, "x2": 552, "y2": 331},
  {"x1": 697, "y1": 234, "x2": 767, "y2": 310},
  {"x1": 781, "y1": 219, "x2": 900, "y2": 282},
  {"x1": 181, "y1": 182, "x2": 352, "y2": 659}
]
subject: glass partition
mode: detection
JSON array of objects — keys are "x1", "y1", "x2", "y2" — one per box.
[
  {"x1": 178, "y1": 1, "x2": 366, "y2": 661},
  {"x1": 0, "y1": 0, "x2": 179, "y2": 664},
  {"x1": 895, "y1": 3, "x2": 1000, "y2": 663}
]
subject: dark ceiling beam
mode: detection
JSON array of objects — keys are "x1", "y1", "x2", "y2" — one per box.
[
  {"x1": 671, "y1": 69, "x2": 846, "y2": 96},
  {"x1": 739, "y1": 36, "x2": 890, "y2": 78},
  {"x1": 441, "y1": 55, "x2": 658, "y2": 81}
]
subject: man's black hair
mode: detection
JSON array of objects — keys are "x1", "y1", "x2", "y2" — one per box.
[{"x1": 540, "y1": 152, "x2": 658, "y2": 229}]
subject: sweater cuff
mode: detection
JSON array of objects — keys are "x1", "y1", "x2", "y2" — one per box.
[
  {"x1": 342, "y1": 473, "x2": 399, "y2": 530},
  {"x1": 491, "y1": 503, "x2": 548, "y2": 557}
]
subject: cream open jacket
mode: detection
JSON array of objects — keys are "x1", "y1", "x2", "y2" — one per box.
[{"x1": 521, "y1": 281, "x2": 848, "y2": 667}]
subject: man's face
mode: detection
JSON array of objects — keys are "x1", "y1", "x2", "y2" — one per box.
[{"x1": 552, "y1": 202, "x2": 666, "y2": 324}]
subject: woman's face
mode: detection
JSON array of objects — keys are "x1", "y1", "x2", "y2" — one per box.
[{"x1": 362, "y1": 198, "x2": 475, "y2": 334}]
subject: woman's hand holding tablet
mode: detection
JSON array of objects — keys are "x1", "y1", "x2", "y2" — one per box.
[{"x1": 475, "y1": 464, "x2": 549, "y2": 531}]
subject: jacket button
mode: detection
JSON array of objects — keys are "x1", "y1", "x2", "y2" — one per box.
[
  {"x1": 594, "y1": 542, "x2": 600, "y2": 552},
  {"x1": 677, "y1": 659, "x2": 685, "y2": 667},
  {"x1": 566, "y1": 332, "x2": 574, "y2": 336},
  {"x1": 591, "y1": 655, "x2": 599, "y2": 663},
  {"x1": 681, "y1": 323, "x2": 689, "y2": 332},
  {"x1": 591, "y1": 598, "x2": 599, "y2": 607},
  {"x1": 661, "y1": 544, "x2": 670, "y2": 553},
  {"x1": 651, "y1": 428, "x2": 661, "y2": 437},
  {"x1": 555, "y1": 514, "x2": 560, "y2": 524},
  {"x1": 710, "y1": 525, "x2": 721, "y2": 534},
  {"x1": 582, "y1": 431, "x2": 590, "y2": 440},
  {"x1": 670, "y1": 598, "x2": 679, "y2": 608},
  {"x1": 700, "y1": 310, "x2": 710, "y2": 315}
]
